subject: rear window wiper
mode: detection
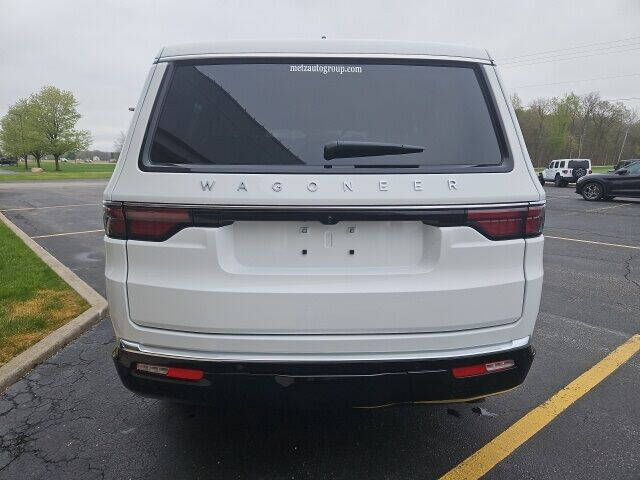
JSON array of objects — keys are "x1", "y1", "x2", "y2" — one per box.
[{"x1": 324, "y1": 141, "x2": 425, "y2": 161}]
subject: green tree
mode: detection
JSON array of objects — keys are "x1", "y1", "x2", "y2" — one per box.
[
  {"x1": 0, "y1": 99, "x2": 32, "y2": 170},
  {"x1": 529, "y1": 99, "x2": 551, "y2": 166},
  {"x1": 513, "y1": 92, "x2": 640, "y2": 166},
  {"x1": 23, "y1": 95, "x2": 48, "y2": 168},
  {"x1": 511, "y1": 93, "x2": 523, "y2": 112},
  {"x1": 544, "y1": 95, "x2": 580, "y2": 159},
  {"x1": 31, "y1": 86, "x2": 91, "y2": 171}
]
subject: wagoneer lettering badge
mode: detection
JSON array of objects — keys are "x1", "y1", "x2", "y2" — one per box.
[
  {"x1": 200, "y1": 180, "x2": 215, "y2": 191},
  {"x1": 198, "y1": 179, "x2": 466, "y2": 193}
]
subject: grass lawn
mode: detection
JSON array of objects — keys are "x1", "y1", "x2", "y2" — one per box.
[
  {"x1": 0, "y1": 161, "x2": 115, "y2": 181},
  {"x1": 0, "y1": 220, "x2": 89, "y2": 364}
]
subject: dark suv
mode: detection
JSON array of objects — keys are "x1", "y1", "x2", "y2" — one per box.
[
  {"x1": 609, "y1": 159, "x2": 640, "y2": 172},
  {"x1": 576, "y1": 161, "x2": 640, "y2": 200}
]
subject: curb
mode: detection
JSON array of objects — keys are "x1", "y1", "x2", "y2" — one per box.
[{"x1": 0, "y1": 212, "x2": 108, "y2": 393}]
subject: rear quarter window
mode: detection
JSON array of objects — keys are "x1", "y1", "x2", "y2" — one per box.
[{"x1": 141, "y1": 58, "x2": 511, "y2": 174}]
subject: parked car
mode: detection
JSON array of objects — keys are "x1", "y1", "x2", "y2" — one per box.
[
  {"x1": 539, "y1": 159, "x2": 592, "y2": 187},
  {"x1": 576, "y1": 160, "x2": 640, "y2": 201},
  {"x1": 608, "y1": 159, "x2": 640, "y2": 172},
  {"x1": 103, "y1": 40, "x2": 545, "y2": 408},
  {"x1": 0, "y1": 157, "x2": 18, "y2": 166}
]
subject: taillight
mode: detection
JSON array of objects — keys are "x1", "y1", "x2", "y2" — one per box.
[
  {"x1": 103, "y1": 203, "x2": 191, "y2": 241},
  {"x1": 125, "y1": 207, "x2": 191, "y2": 241},
  {"x1": 466, "y1": 205, "x2": 544, "y2": 240},
  {"x1": 103, "y1": 204, "x2": 126, "y2": 239},
  {"x1": 524, "y1": 205, "x2": 545, "y2": 236},
  {"x1": 104, "y1": 203, "x2": 545, "y2": 242}
]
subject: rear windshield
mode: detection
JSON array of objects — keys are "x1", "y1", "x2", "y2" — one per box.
[{"x1": 142, "y1": 59, "x2": 509, "y2": 173}]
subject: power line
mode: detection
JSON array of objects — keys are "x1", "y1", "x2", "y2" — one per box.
[
  {"x1": 501, "y1": 45, "x2": 640, "y2": 68},
  {"x1": 501, "y1": 41, "x2": 640, "y2": 66},
  {"x1": 497, "y1": 34, "x2": 640, "y2": 61},
  {"x1": 515, "y1": 73, "x2": 640, "y2": 88},
  {"x1": 502, "y1": 41, "x2": 640, "y2": 65}
]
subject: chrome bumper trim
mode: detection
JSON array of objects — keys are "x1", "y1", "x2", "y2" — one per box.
[{"x1": 117, "y1": 336, "x2": 531, "y2": 364}]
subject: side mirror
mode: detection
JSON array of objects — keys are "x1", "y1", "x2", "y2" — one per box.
[{"x1": 616, "y1": 169, "x2": 629, "y2": 175}]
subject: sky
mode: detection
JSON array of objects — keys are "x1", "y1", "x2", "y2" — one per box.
[{"x1": 1, "y1": 0, "x2": 639, "y2": 150}]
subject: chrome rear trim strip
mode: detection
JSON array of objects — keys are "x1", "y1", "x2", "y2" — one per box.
[
  {"x1": 108, "y1": 201, "x2": 544, "y2": 210},
  {"x1": 117, "y1": 336, "x2": 531, "y2": 363}
]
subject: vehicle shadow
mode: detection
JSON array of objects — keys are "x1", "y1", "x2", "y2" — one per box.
[{"x1": 138, "y1": 401, "x2": 483, "y2": 479}]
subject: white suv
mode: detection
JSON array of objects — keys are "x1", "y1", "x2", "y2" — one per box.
[
  {"x1": 540, "y1": 158, "x2": 592, "y2": 187},
  {"x1": 103, "y1": 40, "x2": 545, "y2": 408}
]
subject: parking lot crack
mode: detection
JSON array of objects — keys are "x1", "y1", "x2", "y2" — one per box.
[{"x1": 623, "y1": 253, "x2": 640, "y2": 291}]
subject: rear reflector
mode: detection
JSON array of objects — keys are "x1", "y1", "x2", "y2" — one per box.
[
  {"x1": 452, "y1": 359, "x2": 515, "y2": 378},
  {"x1": 136, "y1": 363, "x2": 204, "y2": 381},
  {"x1": 166, "y1": 367, "x2": 204, "y2": 381},
  {"x1": 451, "y1": 364, "x2": 486, "y2": 378}
]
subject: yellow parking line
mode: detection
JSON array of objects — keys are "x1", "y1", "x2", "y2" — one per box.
[
  {"x1": 31, "y1": 229, "x2": 103, "y2": 239},
  {"x1": 0, "y1": 203, "x2": 99, "y2": 212},
  {"x1": 546, "y1": 235, "x2": 640, "y2": 250},
  {"x1": 440, "y1": 334, "x2": 640, "y2": 480}
]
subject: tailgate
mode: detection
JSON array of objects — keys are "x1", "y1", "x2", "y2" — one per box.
[{"x1": 125, "y1": 212, "x2": 527, "y2": 334}]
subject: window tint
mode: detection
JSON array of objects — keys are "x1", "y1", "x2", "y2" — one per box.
[
  {"x1": 144, "y1": 60, "x2": 507, "y2": 173},
  {"x1": 628, "y1": 162, "x2": 640, "y2": 174}
]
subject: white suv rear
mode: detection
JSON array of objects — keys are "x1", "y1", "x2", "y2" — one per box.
[
  {"x1": 540, "y1": 158, "x2": 592, "y2": 187},
  {"x1": 104, "y1": 40, "x2": 545, "y2": 408}
]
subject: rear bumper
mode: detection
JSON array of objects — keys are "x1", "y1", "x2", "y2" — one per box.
[{"x1": 113, "y1": 342, "x2": 535, "y2": 408}]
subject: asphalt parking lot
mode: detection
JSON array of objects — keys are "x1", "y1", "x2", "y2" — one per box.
[{"x1": 0, "y1": 180, "x2": 638, "y2": 480}]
